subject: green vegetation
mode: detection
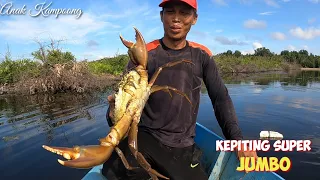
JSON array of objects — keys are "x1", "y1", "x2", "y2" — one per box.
[
  {"x1": 0, "y1": 49, "x2": 127, "y2": 85},
  {"x1": 0, "y1": 50, "x2": 41, "y2": 84},
  {"x1": 280, "y1": 49, "x2": 319, "y2": 68},
  {"x1": 0, "y1": 42, "x2": 122, "y2": 94},
  {"x1": 0, "y1": 58, "x2": 41, "y2": 84},
  {"x1": 215, "y1": 47, "x2": 320, "y2": 73},
  {"x1": 32, "y1": 49, "x2": 76, "y2": 68},
  {"x1": 88, "y1": 54, "x2": 129, "y2": 75},
  {"x1": 215, "y1": 54, "x2": 284, "y2": 73}
]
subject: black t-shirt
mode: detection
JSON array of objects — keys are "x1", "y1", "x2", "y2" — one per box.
[{"x1": 107, "y1": 38, "x2": 243, "y2": 148}]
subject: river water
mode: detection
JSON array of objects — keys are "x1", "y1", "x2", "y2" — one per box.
[{"x1": 0, "y1": 71, "x2": 319, "y2": 180}]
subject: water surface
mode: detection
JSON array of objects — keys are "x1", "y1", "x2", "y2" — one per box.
[{"x1": 0, "y1": 71, "x2": 319, "y2": 180}]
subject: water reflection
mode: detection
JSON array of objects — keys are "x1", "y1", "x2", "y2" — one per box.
[
  {"x1": 220, "y1": 70, "x2": 320, "y2": 87},
  {"x1": 272, "y1": 95, "x2": 286, "y2": 104},
  {"x1": 0, "y1": 93, "x2": 105, "y2": 145},
  {"x1": 0, "y1": 92, "x2": 112, "y2": 179}
]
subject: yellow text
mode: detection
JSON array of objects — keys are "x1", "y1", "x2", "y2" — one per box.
[{"x1": 236, "y1": 157, "x2": 291, "y2": 172}]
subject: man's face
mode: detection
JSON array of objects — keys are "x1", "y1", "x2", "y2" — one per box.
[{"x1": 160, "y1": 1, "x2": 197, "y2": 41}]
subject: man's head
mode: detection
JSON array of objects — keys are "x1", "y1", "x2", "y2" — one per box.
[{"x1": 159, "y1": 0, "x2": 198, "y2": 42}]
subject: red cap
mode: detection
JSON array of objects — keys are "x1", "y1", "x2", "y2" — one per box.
[{"x1": 159, "y1": 0, "x2": 197, "y2": 10}]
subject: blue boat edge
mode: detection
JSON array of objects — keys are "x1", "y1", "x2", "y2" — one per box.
[
  {"x1": 82, "y1": 123, "x2": 285, "y2": 180},
  {"x1": 194, "y1": 123, "x2": 285, "y2": 180}
]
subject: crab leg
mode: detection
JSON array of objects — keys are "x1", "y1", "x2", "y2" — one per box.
[
  {"x1": 151, "y1": 85, "x2": 192, "y2": 105},
  {"x1": 114, "y1": 147, "x2": 140, "y2": 170},
  {"x1": 128, "y1": 121, "x2": 170, "y2": 180},
  {"x1": 148, "y1": 60, "x2": 194, "y2": 86}
]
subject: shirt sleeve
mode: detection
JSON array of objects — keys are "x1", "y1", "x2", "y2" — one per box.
[{"x1": 202, "y1": 55, "x2": 243, "y2": 140}]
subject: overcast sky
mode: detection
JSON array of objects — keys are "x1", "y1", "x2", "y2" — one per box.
[{"x1": 0, "y1": 0, "x2": 319, "y2": 61}]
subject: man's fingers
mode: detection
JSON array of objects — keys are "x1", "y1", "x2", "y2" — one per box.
[
  {"x1": 107, "y1": 94, "x2": 115, "y2": 119},
  {"x1": 237, "y1": 150, "x2": 258, "y2": 159},
  {"x1": 107, "y1": 94, "x2": 115, "y2": 102}
]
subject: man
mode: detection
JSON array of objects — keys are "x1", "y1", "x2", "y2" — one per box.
[{"x1": 103, "y1": 0, "x2": 257, "y2": 179}]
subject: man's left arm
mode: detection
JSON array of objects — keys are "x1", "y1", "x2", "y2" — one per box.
[
  {"x1": 202, "y1": 55, "x2": 242, "y2": 140},
  {"x1": 202, "y1": 55, "x2": 257, "y2": 159}
]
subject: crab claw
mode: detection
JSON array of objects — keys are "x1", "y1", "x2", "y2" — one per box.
[
  {"x1": 120, "y1": 27, "x2": 148, "y2": 69},
  {"x1": 42, "y1": 145, "x2": 114, "y2": 168}
]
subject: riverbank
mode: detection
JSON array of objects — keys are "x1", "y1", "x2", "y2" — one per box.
[
  {"x1": 0, "y1": 62, "x2": 121, "y2": 95},
  {"x1": 214, "y1": 54, "x2": 302, "y2": 74},
  {"x1": 0, "y1": 61, "x2": 302, "y2": 96},
  {"x1": 0, "y1": 73, "x2": 120, "y2": 95},
  {"x1": 301, "y1": 68, "x2": 320, "y2": 71},
  {"x1": 1, "y1": 52, "x2": 317, "y2": 96}
]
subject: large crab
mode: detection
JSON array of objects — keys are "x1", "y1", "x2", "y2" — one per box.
[{"x1": 42, "y1": 27, "x2": 193, "y2": 180}]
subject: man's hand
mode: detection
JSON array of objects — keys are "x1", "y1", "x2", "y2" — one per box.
[
  {"x1": 107, "y1": 94, "x2": 115, "y2": 119},
  {"x1": 236, "y1": 143, "x2": 258, "y2": 159},
  {"x1": 236, "y1": 143, "x2": 258, "y2": 173},
  {"x1": 236, "y1": 149, "x2": 258, "y2": 160}
]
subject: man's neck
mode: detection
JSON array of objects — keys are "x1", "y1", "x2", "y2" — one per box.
[{"x1": 162, "y1": 36, "x2": 187, "y2": 50}]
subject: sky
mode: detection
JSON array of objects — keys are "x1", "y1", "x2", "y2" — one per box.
[{"x1": 0, "y1": 0, "x2": 319, "y2": 61}]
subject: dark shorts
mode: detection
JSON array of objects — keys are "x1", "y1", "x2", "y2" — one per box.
[{"x1": 101, "y1": 129, "x2": 209, "y2": 180}]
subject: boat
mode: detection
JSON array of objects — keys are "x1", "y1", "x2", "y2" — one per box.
[{"x1": 82, "y1": 123, "x2": 285, "y2": 180}]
